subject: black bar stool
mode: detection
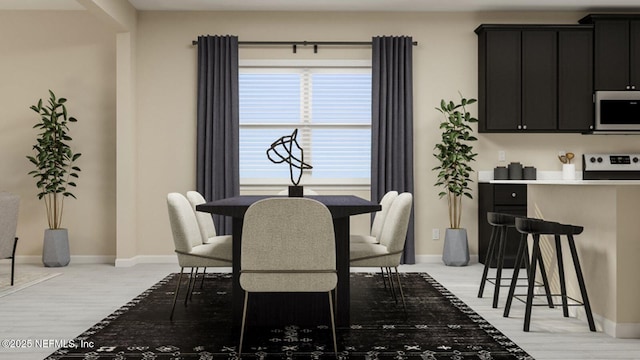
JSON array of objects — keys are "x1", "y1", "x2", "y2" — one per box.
[
  {"x1": 479, "y1": 212, "x2": 553, "y2": 309},
  {"x1": 505, "y1": 217, "x2": 596, "y2": 332}
]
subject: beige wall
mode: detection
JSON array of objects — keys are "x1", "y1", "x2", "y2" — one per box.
[
  {"x1": 134, "y1": 10, "x2": 640, "y2": 258},
  {"x1": 0, "y1": 11, "x2": 117, "y2": 258},
  {"x1": 4, "y1": 9, "x2": 640, "y2": 263}
]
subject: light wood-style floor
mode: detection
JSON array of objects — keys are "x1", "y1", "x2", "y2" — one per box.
[{"x1": 0, "y1": 262, "x2": 639, "y2": 360}]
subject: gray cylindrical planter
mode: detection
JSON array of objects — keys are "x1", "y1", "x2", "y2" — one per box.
[
  {"x1": 43, "y1": 228, "x2": 70, "y2": 267},
  {"x1": 442, "y1": 228, "x2": 470, "y2": 266}
]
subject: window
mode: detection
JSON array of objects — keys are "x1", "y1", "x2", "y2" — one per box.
[{"x1": 239, "y1": 61, "x2": 371, "y2": 186}]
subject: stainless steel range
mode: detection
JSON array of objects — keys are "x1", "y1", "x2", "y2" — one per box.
[{"x1": 582, "y1": 153, "x2": 640, "y2": 180}]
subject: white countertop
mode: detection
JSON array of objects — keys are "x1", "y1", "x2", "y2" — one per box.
[{"x1": 478, "y1": 170, "x2": 640, "y2": 185}]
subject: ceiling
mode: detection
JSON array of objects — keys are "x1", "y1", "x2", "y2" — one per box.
[
  {"x1": 1, "y1": 0, "x2": 639, "y2": 12},
  {"x1": 127, "y1": 0, "x2": 640, "y2": 12}
]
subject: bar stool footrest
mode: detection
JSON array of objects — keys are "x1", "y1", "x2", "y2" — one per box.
[{"x1": 512, "y1": 294, "x2": 586, "y2": 307}]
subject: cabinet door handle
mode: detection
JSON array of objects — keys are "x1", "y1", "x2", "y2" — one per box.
[
  {"x1": 517, "y1": 125, "x2": 522, "y2": 130},
  {"x1": 627, "y1": 85, "x2": 632, "y2": 90},
  {"x1": 522, "y1": 125, "x2": 527, "y2": 130},
  {"x1": 633, "y1": 85, "x2": 637, "y2": 90},
  {"x1": 511, "y1": 192, "x2": 517, "y2": 198}
]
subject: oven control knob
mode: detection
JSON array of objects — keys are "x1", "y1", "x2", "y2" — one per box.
[
  {"x1": 597, "y1": 157, "x2": 603, "y2": 163},
  {"x1": 590, "y1": 157, "x2": 596, "y2": 163},
  {"x1": 634, "y1": 157, "x2": 639, "y2": 163}
]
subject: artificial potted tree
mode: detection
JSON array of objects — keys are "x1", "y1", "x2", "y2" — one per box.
[
  {"x1": 433, "y1": 94, "x2": 477, "y2": 266},
  {"x1": 27, "y1": 90, "x2": 81, "y2": 267}
]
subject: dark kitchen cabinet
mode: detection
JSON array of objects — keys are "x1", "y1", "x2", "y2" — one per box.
[
  {"x1": 478, "y1": 183, "x2": 527, "y2": 268},
  {"x1": 522, "y1": 30, "x2": 557, "y2": 131},
  {"x1": 476, "y1": 25, "x2": 594, "y2": 133},
  {"x1": 481, "y1": 29, "x2": 521, "y2": 131},
  {"x1": 580, "y1": 15, "x2": 640, "y2": 91},
  {"x1": 558, "y1": 29, "x2": 594, "y2": 131}
]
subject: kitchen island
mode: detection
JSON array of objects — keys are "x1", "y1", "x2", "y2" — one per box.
[{"x1": 479, "y1": 171, "x2": 640, "y2": 338}]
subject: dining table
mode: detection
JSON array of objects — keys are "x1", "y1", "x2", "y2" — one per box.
[{"x1": 196, "y1": 195, "x2": 381, "y2": 327}]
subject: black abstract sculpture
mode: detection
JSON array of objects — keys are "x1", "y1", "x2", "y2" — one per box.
[{"x1": 266, "y1": 129, "x2": 312, "y2": 195}]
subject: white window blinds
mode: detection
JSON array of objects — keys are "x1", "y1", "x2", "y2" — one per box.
[{"x1": 239, "y1": 64, "x2": 371, "y2": 185}]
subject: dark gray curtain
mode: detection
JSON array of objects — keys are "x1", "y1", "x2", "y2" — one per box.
[
  {"x1": 196, "y1": 35, "x2": 239, "y2": 235},
  {"x1": 371, "y1": 36, "x2": 415, "y2": 264}
]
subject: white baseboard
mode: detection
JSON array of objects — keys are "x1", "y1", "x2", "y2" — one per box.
[
  {"x1": 597, "y1": 313, "x2": 640, "y2": 338},
  {"x1": 414, "y1": 254, "x2": 479, "y2": 264},
  {"x1": 613, "y1": 322, "x2": 640, "y2": 339},
  {"x1": 11, "y1": 255, "x2": 115, "y2": 265},
  {"x1": 115, "y1": 255, "x2": 178, "y2": 268}
]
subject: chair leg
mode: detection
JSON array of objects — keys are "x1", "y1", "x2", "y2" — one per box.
[
  {"x1": 567, "y1": 235, "x2": 597, "y2": 332},
  {"x1": 394, "y1": 267, "x2": 407, "y2": 314},
  {"x1": 492, "y1": 226, "x2": 507, "y2": 308},
  {"x1": 200, "y1": 267, "x2": 207, "y2": 289},
  {"x1": 189, "y1": 267, "x2": 200, "y2": 301},
  {"x1": 380, "y1": 267, "x2": 388, "y2": 290},
  {"x1": 10, "y1": 237, "x2": 18, "y2": 286},
  {"x1": 535, "y1": 249, "x2": 554, "y2": 309},
  {"x1": 555, "y1": 235, "x2": 569, "y2": 317},
  {"x1": 239, "y1": 291, "x2": 249, "y2": 357},
  {"x1": 478, "y1": 225, "x2": 498, "y2": 298},
  {"x1": 328, "y1": 291, "x2": 338, "y2": 356},
  {"x1": 386, "y1": 267, "x2": 398, "y2": 303},
  {"x1": 504, "y1": 233, "x2": 527, "y2": 318},
  {"x1": 185, "y1": 268, "x2": 195, "y2": 305},
  {"x1": 333, "y1": 287, "x2": 338, "y2": 320},
  {"x1": 169, "y1": 268, "x2": 185, "y2": 320},
  {"x1": 524, "y1": 234, "x2": 541, "y2": 331}
]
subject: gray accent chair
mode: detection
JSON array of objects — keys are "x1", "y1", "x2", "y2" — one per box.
[
  {"x1": 166, "y1": 192, "x2": 233, "y2": 319},
  {"x1": 350, "y1": 192, "x2": 413, "y2": 311},
  {"x1": 239, "y1": 197, "x2": 337, "y2": 356},
  {"x1": 0, "y1": 192, "x2": 20, "y2": 286}
]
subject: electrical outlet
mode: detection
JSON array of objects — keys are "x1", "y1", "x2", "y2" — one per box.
[
  {"x1": 432, "y1": 228, "x2": 440, "y2": 240},
  {"x1": 498, "y1": 150, "x2": 506, "y2": 162}
]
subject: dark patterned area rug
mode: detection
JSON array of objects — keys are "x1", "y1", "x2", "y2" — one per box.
[{"x1": 46, "y1": 272, "x2": 532, "y2": 359}]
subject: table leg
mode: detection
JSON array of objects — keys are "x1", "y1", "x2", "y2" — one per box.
[
  {"x1": 232, "y1": 218, "x2": 244, "y2": 328},
  {"x1": 333, "y1": 217, "x2": 350, "y2": 327}
]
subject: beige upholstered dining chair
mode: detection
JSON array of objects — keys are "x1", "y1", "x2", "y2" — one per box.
[
  {"x1": 166, "y1": 192, "x2": 233, "y2": 320},
  {"x1": 0, "y1": 192, "x2": 20, "y2": 286},
  {"x1": 186, "y1": 190, "x2": 232, "y2": 244},
  {"x1": 350, "y1": 190, "x2": 399, "y2": 244},
  {"x1": 186, "y1": 190, "x2": 233, "y2": 288},
  {"x1": 238, "y1": 197, "x2": 337, "y2": 356},
  {"x1": 350, "y1": 192, "x2": 413, "y2": 311},
  {"x1": 350, "y1": 191, "x2": 398, "y2": 291}
]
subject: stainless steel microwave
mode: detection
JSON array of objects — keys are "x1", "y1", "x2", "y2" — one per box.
[{"x1": 595, "y1": 91, "x2": 640, "y2": 131}]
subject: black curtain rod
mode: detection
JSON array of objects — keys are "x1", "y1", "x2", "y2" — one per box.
[
  {"x1": 191, "y1": 40, "x2": 418, "y2": 46},
  {"x1": 191, "y1": 39, "x2": 417, "y2": 53}
]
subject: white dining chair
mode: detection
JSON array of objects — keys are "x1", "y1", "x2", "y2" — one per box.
[
  {"x1": 350, "y1": 192, "x2": 413, "y2": 312},
  {"x1": 238, "y1": 197, "x2": 337, "y2": 356},
  {"x1": 350, "y1": 190, "x2": 398, "y2": 244},
  {"x1": 350, "y1": 190, "x2": 398, "y2": 290},
  {"x1": 186, "y1": 190, "x2": 233, "y2": 288},
  {"x1": 166, "y1": 192, "x2": 233, "y2": 319},
  {"x1": 186, "y1": 190, "x2": 232, "y2": 244}
]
